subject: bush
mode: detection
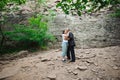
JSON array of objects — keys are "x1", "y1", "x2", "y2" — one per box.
[
  {"x1": 110, "y1": 9, "x2": 120, "y2": 18},
  {"x1": 4, "y1": 15, "x2": 55, "y2": 49}
]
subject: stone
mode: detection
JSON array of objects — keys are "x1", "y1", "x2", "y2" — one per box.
[
  {"x1": 86, "y1": 60, "x2": 94, "y2": 64},
  {"x1": 47, "y1": 62, "x2": 55, "y2": 65},
  {"x1": 67, "y1": 70, "x2": 72, "y2": 73},
  {"x1": 85, "y1": 62, "x2": 90, "y2": 66},
  {"x1": 81, "y1": 54, "x2": 96, "y2": 59},
  {"x1": 112, "y1": 66, "x2": 118, "y2": 70},
  {"x1": 47, "y1": 74, "x2": 56, "y2": 80},
  {"x1": 94, "y1": 62, "x2": 98, "y2": 66},
  {"x1": 0, "y1": 66, "x2": 20, "y2": 79},
  {"x1": 72, "y1": 71, "x2": 78, "y2": 75},
  {"x1": 96, "y1": 78, "x2": 100, "y2": 80},
  {"x1": 41, "y1": 58, "x2": 49, "y2": 62},
  {"x1": 104, "y1": 56, "x2": 108, "y2": 59},
  {"x1": 91, "y1": 69, "x2": 96, "y2": 72},
  {"x1": 76, "y1": 66, "x2": 87, "y2": 71},
  {"x1": 85, "y1": 51, "x2": 90, "y2": 54},
  {"x1": 18, "y1": 50, "x2": 28, "y2": 55},
  {"x1": 11, "y1": 50, "x2": 29, "y2": 59},
  {"x1": 38, "y1": 57, "x2": 42, "y2": 59},
  {"x1": 98, "y1": 53, "x2": 103, "y2": 55},
  {"x1": 72, "y1": 79, "x2": 80, "y2": 80},
  {"x1": 66, "y1": 67, "x2": 72, "y2": 73},
  {"x1": 0, "y1": 61, "x2": 9, "y2": 65},
  {"x1": 76, "y1": 56, "x2": 81, "y2": 59}
]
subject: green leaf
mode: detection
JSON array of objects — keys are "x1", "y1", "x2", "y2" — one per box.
[{"x1": 56, "y1": 2, "x2": 62, "y2": 7}]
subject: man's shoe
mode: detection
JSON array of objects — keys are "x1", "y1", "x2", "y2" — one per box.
[
  {"x1": 69, "y1": 60, "x2": 75, "y2": 62},
  {"x1": 67, "y1": 58, "x2": 70, "y2": 60}
]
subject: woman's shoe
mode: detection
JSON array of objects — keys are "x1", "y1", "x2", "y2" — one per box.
[{"x1": 62, "y1": 59, "x2": 66, "y2": 62}]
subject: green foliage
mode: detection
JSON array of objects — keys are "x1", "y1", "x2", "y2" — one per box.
[
  {"x1": 0, "y1": 0, "x2": 26, "y2": 11},
  {"x1": 110, "y1": 9, "x2": 120, "y2": 18},
  {"x1": 4, "y1": 15, "x2": 55, "y2": 49},
  {"x1": 56, "y1": 0, "x2": 120, "y2": 16},
  {"x1": 0, "y1": 0, "x2": 26, "y2": 53}
]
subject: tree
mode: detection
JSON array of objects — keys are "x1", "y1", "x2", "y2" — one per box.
[
  {"x1": 56, "y1": 0, "x2": 120, "y2": 16},
  {"x1": 0, "y1": 0, "x2": 26, "y2": 11},
  {"x1": 0, "y1": 0, "x2": 26, "y2": 51}
]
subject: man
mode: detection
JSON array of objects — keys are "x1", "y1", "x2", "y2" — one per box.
[{"x1": 66, "y1": 28, "x2": 76, "y2": 62}]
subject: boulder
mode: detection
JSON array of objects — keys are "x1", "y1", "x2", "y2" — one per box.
[
  {"x1": 76, "y1": 66, "x2": 88, "y2": 71},
  {"x1": 47, "y1": 74, "x2": 56, "y2": 80},
  {"x1": 0, "y1": 66, "x2": 20, "y2": 79},
  {"x1": 41, "y1": 58, "x2": 50, "y2": 62}
]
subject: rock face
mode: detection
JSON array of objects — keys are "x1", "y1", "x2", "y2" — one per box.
[{"x1": 49, "y1": 11, "x2": 120, "y2": 48}]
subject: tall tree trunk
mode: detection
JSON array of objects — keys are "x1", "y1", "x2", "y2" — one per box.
[{"x1": 0, "y1": 24, "x2": 5, "y2": 52}]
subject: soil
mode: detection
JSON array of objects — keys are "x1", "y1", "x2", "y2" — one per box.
[{"x1": 0, "y1": 46, "x2": 120, "y2": 80}]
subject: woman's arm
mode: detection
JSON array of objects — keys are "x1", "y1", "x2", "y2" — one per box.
[{"x1": 64, "y1": 35, "x2": 70, "y2": 40}]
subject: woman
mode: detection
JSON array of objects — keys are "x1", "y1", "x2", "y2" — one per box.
[{"x1": 61, "y1": 30, "x2": 68, "y2": 62}]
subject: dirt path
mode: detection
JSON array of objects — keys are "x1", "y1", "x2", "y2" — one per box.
[{"x1": 0, "y1": 46, "x2": 120, "y2": 80}]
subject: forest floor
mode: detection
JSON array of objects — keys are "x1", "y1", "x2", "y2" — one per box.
[{"x1": 0, "y1": 46, "x2": 120, "y2": 80}]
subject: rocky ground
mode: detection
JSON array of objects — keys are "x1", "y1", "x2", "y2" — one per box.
[{"x1": 0, "y1": 46, "x2": 120, "y2": 80}]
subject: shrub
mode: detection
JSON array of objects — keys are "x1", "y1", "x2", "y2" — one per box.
[
  {"x1": 110, "y1": 9, "x2": 120, "y2": 18},
  {"x1": 4, "y1": 15, "x2": 55, "y2": 49}
]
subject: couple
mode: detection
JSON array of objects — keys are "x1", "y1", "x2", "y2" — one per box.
[{"x1": 61, "y1": 28, "x2": 76, "y2": 62}]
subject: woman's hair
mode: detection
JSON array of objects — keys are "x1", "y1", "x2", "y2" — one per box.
[{"x1": 62, "y1": 30, "x2": 65, "y2": 34}]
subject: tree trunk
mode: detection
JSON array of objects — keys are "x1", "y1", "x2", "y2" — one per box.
[{"x1": 0, "y1": 24, "x2": 5, "y2": 52}]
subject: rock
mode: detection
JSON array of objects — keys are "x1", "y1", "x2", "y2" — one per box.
[
  {"x1": 91, "y1": 69, "x2": 96, "y2": 72},
  {"x1": 72, "y1": 71, "x2": 78, "y2": 75},
  {"x1": 89, "y1": 19, "x2": 98, "y2": 22},
  {"x1": 94, "y1": 62, "x2": 98, "y2": 66},
  {"x1": 77, "y1": 78, "x2": 82, "y2": 80},
  {"x1": 86, "y1": 60, "x2": 94, "y2": 64},
  {"x1": 112, "y1": 66, "x2": 118, "y2": 70},
  {"x1": 76, "y1": 56, "x2": 81, "y2": 59},
  {"x1": 90, "y1": 54, "x2": 96, "y2": 58},
  {"x1": 10, "y1": 50, "x2": 29, "y2": 59},
  {"x1": 104, "y1": 56, "x2": 108, "y2": 59},
  {"x1": 41, "y1": 58, "x2": 50, "y2": 62},
  {"x1": 38, "y1": 56, "x2": 42, "y2": 59},
  {"x1": 67, "y1": 69, "x2": 72, "y2": 73},
  {"x1": 96, "y1": 78, "x2": 100, "y2": 80},
  {"x1": 98, "y1": 53, "x2": 103, "y2": 55},
  {"x1": 47, "y1": 74, "x2": 56, "y2": 80},
  {"x1": 0, "y1": 66, "x2": 20, "y2": 79},
  {"x1": 85, "y1": 51, "x2": 90, "y2": 54},
  {"x1": 47, "y1": 62, "x2": 55, "y2": 65},
  {"x1": 0, "y1": 61, "x2": 9, "y2": 65},
  {"x1": 85, "y1": 62, "x2": 90, "y2": 66},
  {"x1": 18, "y1": 50, "x2": 28, "y2": 55},
  {"x1": 81, "y1": 54, "x2": 96, "y2": 59},
  {"x1": 76, "y1": 66, "x2": 87, "y2": 71},
  {"x1": 66, "y1": 68, "x2": 71, "y2": 71}
]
